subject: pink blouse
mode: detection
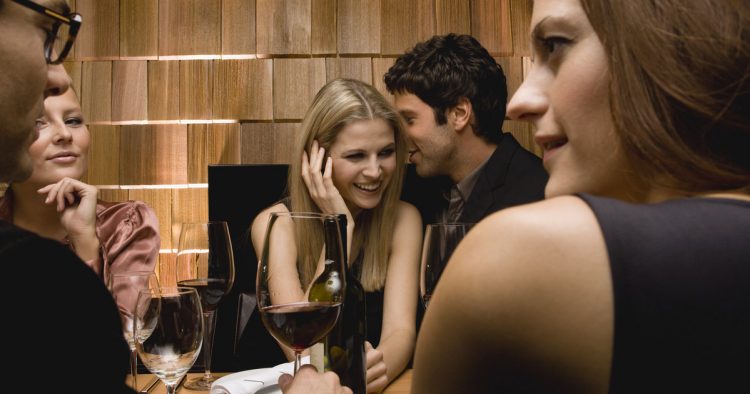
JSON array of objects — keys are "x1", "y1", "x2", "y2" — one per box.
[{"x1": 0, "y1": 193, "x2": 160, "y2": 284}]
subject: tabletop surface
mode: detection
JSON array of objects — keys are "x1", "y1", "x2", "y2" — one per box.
[{"x1": 130, "y1": 369, "x2": 412, "y2": 393}]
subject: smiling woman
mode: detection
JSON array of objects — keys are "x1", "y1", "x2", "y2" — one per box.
[
  {"x1": 250, "y1": 78, "x2": 423, "y2": 393},
  {"x1": 0, "y1": 88, "x2": 161, "y2": 299}
]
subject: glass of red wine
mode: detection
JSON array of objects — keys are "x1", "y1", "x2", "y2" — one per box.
[
  {"x1": 257, "y1": 212, "x2": 345, "y2": 374},
  {"x1": 420, "y1": 222, "x2": 473, "y2": 308},
  {"x1": 176, "y1": 221, "x2": 235, "y2": 390}
]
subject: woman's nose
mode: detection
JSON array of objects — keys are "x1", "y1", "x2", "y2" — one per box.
[
  {"x1": 363, "y1": 158, "x2": 382, "y2": 178},
  {"x1": 52, "y1": 123, "x2": 73, "y2": 143},
  {"x1": 506, "y1": 68, "x2": 548, "y2": 122}
]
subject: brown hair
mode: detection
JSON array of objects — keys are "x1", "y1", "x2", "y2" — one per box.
[
  {"x1": 581, "y1": 0, "x2": 750, "y2": 194},
  {"x1": 289, "y1": 79, "x2": 407, "y2": 291}
]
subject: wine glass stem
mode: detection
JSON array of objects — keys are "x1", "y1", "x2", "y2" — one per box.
[
  {"x1": 165, "y1": 382, "x2": 178, "y2": 394},
  {"x1": 202, "y1": 310, "x2": 217, "y2": 381},
  {"x1": 130, "y1": 349, "x2": 138, "y2": 389},
  {"x1": 294, "y1": 351, "x2": 302, "y2": 375}
]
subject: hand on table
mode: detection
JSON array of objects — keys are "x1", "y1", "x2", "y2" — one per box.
[
  {"x1": 279, "y1": 365, "x2": 352, "y2": 394},
  {"x1": 365, "y1": 341, "x2": 388, "y2": 393}
]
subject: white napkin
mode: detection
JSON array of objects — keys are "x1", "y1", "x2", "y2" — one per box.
[{"x1": 210, "y1": 356, "x2": 309, "y2": 394}]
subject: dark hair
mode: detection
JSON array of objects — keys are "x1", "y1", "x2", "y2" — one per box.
[
  {"x1": 384, "y1": 34, "x2": 507, "y2": 144},
  {"x1": 581, "y1": 0, "x2": 750, "y2": 194}
]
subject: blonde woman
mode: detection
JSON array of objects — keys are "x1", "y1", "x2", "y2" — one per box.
[{"x1": 251, "y1": 79, "x2": 422, "y2": 393}]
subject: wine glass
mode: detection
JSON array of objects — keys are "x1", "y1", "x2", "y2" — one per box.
[
  {"x1": 420, "y1": 222, "x2": 473, "y2": 308},
  {"x1": 175, "y1": 221, "x2": 235, "y2": 390},
  {"x1": 257, "y1": 212, "x2": 345, "y2": 374},
  {"x1": 107, "y1": 271, "x2": 160, "y2": 390},
  {"x1": 134, "y1": 287, "x2": 204, "y2": 394}
]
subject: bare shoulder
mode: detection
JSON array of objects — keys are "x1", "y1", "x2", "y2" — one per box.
[
  {"x1": 394, "y1": 200, "x2": 421, "y2": 225},
  {"x1": 413, "y1": 196, "x2": 613, "y2": 393},
  {"x1": 250, "y1": 203, "x2": 289, "y2": 249}
]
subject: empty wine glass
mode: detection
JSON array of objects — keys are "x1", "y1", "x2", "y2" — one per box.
[
  {"x1": 257, "y1": 212, "x2": 346, "y2": 374},
  {"x1": 176, "y1": 221, "x2": 235, "y2": 390},
  {"x1": 107, "y1": 271, "x2": 160, "y2": 390},
  {"x1": 420, "y1": 223, "x2": 473, "y2": 308},
  {"x1": 134, "y1": 287, "x2": 203, "y2": 394}
]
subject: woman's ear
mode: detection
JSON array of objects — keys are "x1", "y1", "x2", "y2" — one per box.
[{"x1": 449, "y1": 97, "x2": 472, "y2": 131}]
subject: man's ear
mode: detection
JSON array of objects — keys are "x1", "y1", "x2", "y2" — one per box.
[{"x1": 449, "y1": 97, "x2": 472, "y2": 132}]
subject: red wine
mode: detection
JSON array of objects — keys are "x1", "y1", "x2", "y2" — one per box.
[
  {"x1": 177, "y1": 279, "x2": 227, "y2": 312},
  {"x1": 261, "y1": 302, "x2": 341, "y2": 352}
]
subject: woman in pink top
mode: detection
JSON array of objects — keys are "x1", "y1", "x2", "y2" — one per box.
[{"x1": 0, "y1": 88, "x2": 160, "y2": 289}]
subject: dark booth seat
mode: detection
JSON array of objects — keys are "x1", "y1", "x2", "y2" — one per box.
[{"x1": 208, "y1": 164, "x2": 447, "y2": 371}]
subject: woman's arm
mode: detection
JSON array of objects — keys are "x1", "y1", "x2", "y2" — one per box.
[
  {"x1": 367, "y1": 201, "x2": 422, "y2": 392},
  {"x1": 38, "y1": 177, "x2": 102, "y2": 271},
  {"x1": 412, "y1": 197, "x2": 614, "y2": 393},
  {"x1": 251, "y1": 203, "x2": 308, "y2": 361}
]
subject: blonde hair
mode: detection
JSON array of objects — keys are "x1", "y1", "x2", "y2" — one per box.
[{"x1": 289, "y1": 79, "x2": 407, "y2": 291}]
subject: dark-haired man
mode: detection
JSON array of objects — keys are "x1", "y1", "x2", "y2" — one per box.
[
  {"x1": 385, "y1": 34, "x2": 547, "y2": 223},
  {"x1": 1, "y1": 1, "x2": 133, "y2": 392}
]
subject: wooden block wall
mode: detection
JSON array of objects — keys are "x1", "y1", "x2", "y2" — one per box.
[{"x1": 63, "y1": 0, "x2": 535, "y2": 274}]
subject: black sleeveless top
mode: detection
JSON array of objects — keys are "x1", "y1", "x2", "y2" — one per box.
[{"x1": 579, "y1": 194, "x2": 750, "y2": 393}]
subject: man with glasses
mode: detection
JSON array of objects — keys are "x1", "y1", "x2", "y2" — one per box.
[{"x1": 1, "y1": 1, "x2": 134, "y2": 392}]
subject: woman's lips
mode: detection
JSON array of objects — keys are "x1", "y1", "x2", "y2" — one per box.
[{"x1": 48, "y1": 152, "x2": 79, "y2": 164}]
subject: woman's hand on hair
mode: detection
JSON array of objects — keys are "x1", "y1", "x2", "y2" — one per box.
[
  {"x1": 38, "y1": 177, "x2": 100, "y2": 263},
  {"x1": 301, "y1": 140, "x2": 353, "y2": 222}
]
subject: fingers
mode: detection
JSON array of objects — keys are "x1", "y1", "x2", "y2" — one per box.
[
  {"x1": 278, "y1": 373, "x2": 293, "y2": 391},
  {"x1": 37, "y1": 177, "x2": 97, "y2": 212}
]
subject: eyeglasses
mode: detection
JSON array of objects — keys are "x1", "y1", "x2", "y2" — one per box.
[{"x1": 11, "y1": 0, "x2": 82, "y2": 64}]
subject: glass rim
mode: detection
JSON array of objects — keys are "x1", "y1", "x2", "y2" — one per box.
[{"x1": 137, "y1": 286, "x2": 198, "y2": 297}]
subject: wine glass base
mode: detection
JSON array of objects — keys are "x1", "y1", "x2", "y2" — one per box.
[{"x1": 184, "y1": 376, "x2": 216, "y2": 391}]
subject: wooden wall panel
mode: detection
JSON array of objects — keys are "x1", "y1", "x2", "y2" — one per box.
[
  {"x1": 213, "y1": 59, "x2": 273, "y2": 120},
  {"x1": 148, "y1": 60, "x2": 180, "y2": 121},
  {"x1": 179, "y1": 61, "x2": 213, "y2": 120},
  {"x1": 274, "y1": 59, "x2": 327, "y2": 120},
  {"x1": 120, "y1": 125, "x2": 188, "y2": 184},
  {"x1": 381, "y1": 0, "x2": 434, "y2": 55},
  {"x1": 172, "y1": 188, "x2": 209, "y2": 248},
  {"x1": 81, "y1": 61, "x2": 112, "y2": 123},
  {"x1": 510, "y1": 0, "x2": 533, "y2": 57},
  {"x1": 325, "y1": 57, "x2": 373, "y2": 84},
  {"x1": 128, "y1": 188, "x2": 173, "y2": 249},
  {"x1": 242, "y1": 123, "x2": 297, "y2": 164},
  {"x1": 159, "y1": 0, "x2": 221, "y2": 56},
  {"x1": 372, "y1": 57, "x2": 396, "y2": 102},
  {"x1": 63, "y1": 61, "x2": 82, "y2": 95},
  {"x1": 76, "y1": 0, "x2": 119, "y2": 59},
  {"x1": 157, "y1": 252, "x2": 177, "y2": 286},
  {"x1": 120, "y1": 0, "x2": 158, "y2": 58},
  {"x1": 99, "y1": 188, "x2": 129, "y2": 202},
  {"x1": 256, "y1": 0, "x2": 311, "y2": 55},
  {"x1": 504, "y1": 121, "x2": 540, "y2": 157},
  {"x1": 338, "y1": 0, "x2": 380, "y2": 54},
  {"x1": 222, "y1": 0, "x2": 256, "y2": 55},
  {"x1": 470, "y1": 0, "x2": 513, "y2": 56},
  {"x1": 188, "y1": 124, "x2": 208, "y2": 183},
  {"x1": 112, "y1": 60, "x2": 148, "y2": 122},
  {"x1": 208, "y1": 123, "x2": 242, "y2": 165},
  {"x1": 495, "y1": 56, "x2": 523, "y2": 99},
  {"x1": 87, "y1": 125, "x2": 120, "y2": 185},
  {"x1": 312, "y1": 0, "x2": 337, "y2": 55},
  {"x1": 436, "y1": 0, "x2": 471, "y2": 35}
]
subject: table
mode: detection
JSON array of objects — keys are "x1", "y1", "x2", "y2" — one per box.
[{"x1": 130, "y1": 369, "x2": 412, "y2": 393}]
